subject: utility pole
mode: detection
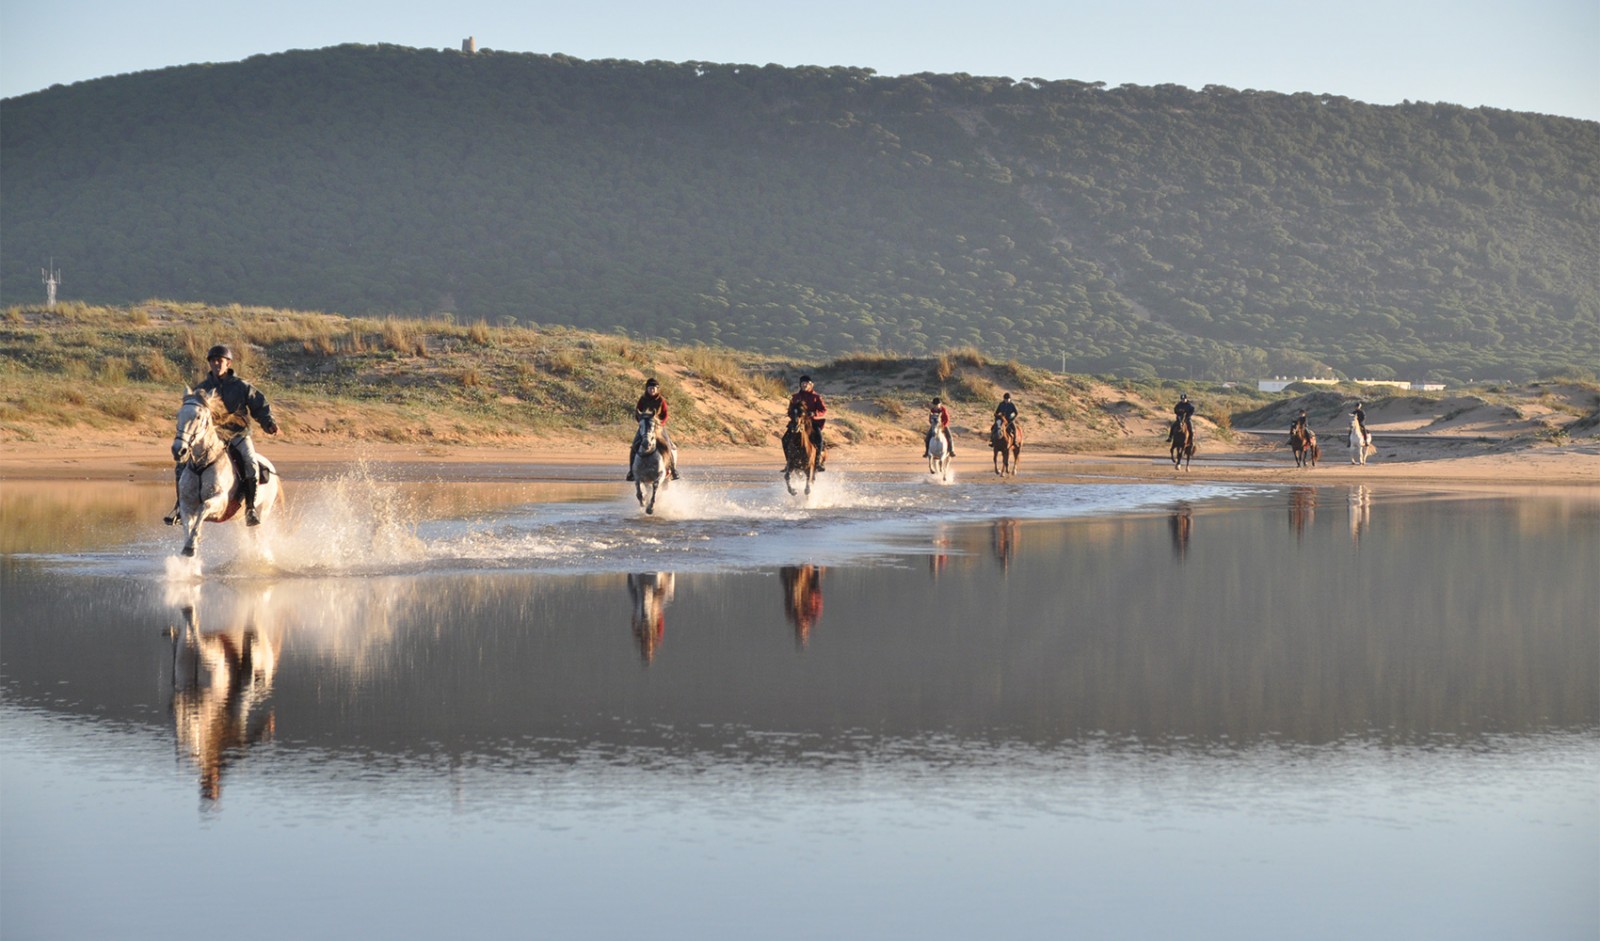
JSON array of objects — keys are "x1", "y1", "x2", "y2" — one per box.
[{"x1": 41, "y1": 260, "x2": 61, "y2": 309}]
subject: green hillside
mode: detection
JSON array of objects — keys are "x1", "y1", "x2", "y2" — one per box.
[{"x1": 3, "y1": 44, "x2": 1596, "y2": 382}]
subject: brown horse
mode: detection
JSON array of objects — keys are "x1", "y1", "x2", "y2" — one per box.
[
  {"x1": 782, "y1": 406, "x2": 821, "y2": 496},
  {"x1": 1289, "y1": 424, "x2": 1320, "y2": 468},
  {"x1": 990, "y1": 416, "x2": 1022, "y2": 476},
  {"x1": 1167, "y1": 419, "x2": 1195, "y2": 470}
]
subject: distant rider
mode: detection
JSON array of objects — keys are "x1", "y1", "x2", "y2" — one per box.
[
  {"x1": 1290, "y1": 408, "x2": 1310, "y2": 439},
  {"x1": 994, "y1": 392, "x2": 1019, "y2": 432},
  {"x1": 1351, "y1": 400, "x2": 1369, "y2": 444},
  {"x1": 626, "y1": 377, "x2": 680, "y2": 481},
  {"x1": 925, "y1": 397, "x2": 955, "y2": 459},
  {"x1": 1174, "y1": 393, "x2": 1195, "y2": 436},
  {"x1": 168, "y1": 345, "x2": 278, "y2": 526},
  {"x1": 788, "y1": 375, "x2": 828, "y2": 471}
]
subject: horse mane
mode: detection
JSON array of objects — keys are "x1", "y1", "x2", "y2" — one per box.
[{"x1": 182, "y1": 387, "x2": 229, "y2": 422}]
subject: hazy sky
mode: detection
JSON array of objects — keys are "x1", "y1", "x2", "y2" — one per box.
[{"x1": 2, "y1": 0, "x2": 1596, "y2": 120}]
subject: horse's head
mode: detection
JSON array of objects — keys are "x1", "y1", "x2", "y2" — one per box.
[
  {"x1": 635, "y1": 410, "x2": 659, "y2": 450},
  {"x1": 173, "y1": 388, "x2": 219, "y2": 463}
]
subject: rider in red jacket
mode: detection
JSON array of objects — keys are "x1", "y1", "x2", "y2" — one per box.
[
  {"x1": 787, "y1": 375, "x2": 828, "y2": 470},
  {"x1": 925, "y1": 397, "x2": 955, "y2": 458},
  {"x1": 626, "y1": 377, "x2": 680, "y2": 481}
]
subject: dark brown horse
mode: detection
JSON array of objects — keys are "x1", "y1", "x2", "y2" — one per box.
[
  {"x1": 782, "y1": 406, "x2": 821, "y2": 496},
  {"x1": 1167, "y1": 419, "x2": 1195, "y2": 470},
  {"x1": 1289, "y1": 424, "x2": 1320, "y2": 468},
  {"x1": 990, "y1": 416, "x2": 1022, "y2": 476}
]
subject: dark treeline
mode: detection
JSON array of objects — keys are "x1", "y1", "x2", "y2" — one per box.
[{"x1": 3, "y1": 44, "x2": 1596, "y2": 381}]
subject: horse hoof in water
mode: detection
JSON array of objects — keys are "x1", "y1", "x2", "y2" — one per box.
[{"x1": 182, "y1": 545, "x2": 196, "y2": 558}]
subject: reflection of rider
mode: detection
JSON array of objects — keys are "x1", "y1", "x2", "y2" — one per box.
[
  {"x1": 628, "y1": 573, "x2": 675, "y2": 664},
  {"x1": 625, "y1": 378, "x2": 680, "y2": 481},
  {"x1": 925, "y1": 398, "x2": 955, "y2": 458},
  {"x1": 788, "y1": 375, "x2": 828, "y2": 471},
  {"x1": 780, "y1": 565, "x2": 824, "y2": 646},
  {"x1": 1174, "y1": 393, "x2": 1195, "y2": 436},
  {"x1": 170, "y1": 600, "x2": 279, "y2": 801},
  {"x1": 993, "y1": 393, "x2": 1019, "y2": 432},
  {"x1": 173, "y1": 345, "x2": 278, "y2": 526}
]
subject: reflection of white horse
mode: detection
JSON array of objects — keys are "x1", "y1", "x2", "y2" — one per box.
[
  {"x1": 627, "y1": 572, "x2": 675, "y2": 663},
  {"x1": 1347, "y1": 415, "x2": 1374, "y2": 465},
  {"x1": 1348, "y1": 485, "x2": 1371, "y2": 542},
  {"x1": 925, "y1": 413, "x2": 951, "y2": 481},
  {"x1": 170, "y1": 389, "x2": 280, "y2": 557},
  {"x1": 169, "y1": 593, "x2": 280, "y2": 801}
]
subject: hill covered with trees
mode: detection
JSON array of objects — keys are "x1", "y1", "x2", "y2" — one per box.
[{"x1": 3, "y1": 44, "x2": 1596, "y2": 382}]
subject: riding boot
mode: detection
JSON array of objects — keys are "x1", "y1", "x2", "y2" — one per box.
[
  {"x1": 625, "y1": 445, "x2": 636, "y2": 481},
  {"x1": 670, "y1": 450, "x2": 681, "y2": 481},
  {"x1": 815, "y1": 432, "x2": 826, "y2": 471},
  {"x1": 164, "y1": 465, "x2": 182, "y2": 525},
  {"x1": 241, "y1": 475, "x2": 261, "y2": 526}
]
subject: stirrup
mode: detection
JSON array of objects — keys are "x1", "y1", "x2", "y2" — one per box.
[{"x1": 625, "y1": 470, "x2": 635, "y2": 482}]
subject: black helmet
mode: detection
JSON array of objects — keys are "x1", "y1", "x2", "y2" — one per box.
[
  {"x1": 206, "y1": 344, "x2": 234, "y2": 362},
  {"x1": 1179, "y1": 393, "x2": 1188, "y2": 401},
  {"x1": 799, "y1": 375, "x2": 812, "y2": 383},
  {"x1": 644, "y1": 377, "x2": 659, "y2": 388},
  {"x1": 1002, "y1": 393, "x2": 1011, "y2": 400},
  {"x1": 931, "y1": 397, "x2": 942, "y2": 405}
]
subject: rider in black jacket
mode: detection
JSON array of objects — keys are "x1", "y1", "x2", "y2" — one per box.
[{"x1": 168, "y1": 345, "x2": 278, "y2": 526}]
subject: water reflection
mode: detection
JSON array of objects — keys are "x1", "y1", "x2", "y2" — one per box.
[
  {"x1": 780, "y1": 565, "x2": 825, "y2": 647},
  {"x1": 1169, "y1": 504, "x2": 1192, "y2": 561},
  {"x1": 166, "y1": 585, "x2": 281, "y2": 801},
  {"x1": 1289, "y1": 486, "x2": 1317, "y2": 539},
  {"x1": 991, "y1": 519, "x2": 1020, "y2": 572},
  {"x1": 1348, "y1": 485, "x2": 1372, "y2": 544},
  {"x1": 628, "y1": 572, "x2": 675, "y2": 664}
]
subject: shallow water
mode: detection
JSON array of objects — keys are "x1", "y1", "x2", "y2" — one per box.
[{"x1": 2, "y1": 471, "x2": 1596, "y2": 940}]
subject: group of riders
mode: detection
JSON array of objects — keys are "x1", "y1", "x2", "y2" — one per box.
[
  {"x1": 626, "y1": 375, "x2": 1030, "y2": 478},
  {"x1": 174, "y1": 343, "x2": 1375, "y2": 517}
]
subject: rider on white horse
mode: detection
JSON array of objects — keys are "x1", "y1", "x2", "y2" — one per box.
[
  {"x1": 924, "y1": 398, "x2": 955, "y2": 458},
  {"x1": 626, "y1": 377, "x2": 680, "y2": 481},
  {"x1": 1351, "y1": 400, "x2": 1370, "y2": 446},
  {"x1": 169, "y1": 345, "x2": 278, "y2": 526}
]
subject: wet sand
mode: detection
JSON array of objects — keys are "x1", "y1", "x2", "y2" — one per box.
[{"x1": 5, "y1": 431, "x2": 1596, "y2": 492}]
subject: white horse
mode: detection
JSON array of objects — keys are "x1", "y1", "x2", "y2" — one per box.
[
  {"x1": 925, "y1": 412, "x2": 951, "y2": 481},
  {"x1": 630, "y1": 410, "x2": 676, "y2": 514},
  {"x1": 169, "y1": 389, "x2": 280, "y2": 557},
  {"x1": 1347, "y1": 415, "x2": 1374, "y2": 465}
]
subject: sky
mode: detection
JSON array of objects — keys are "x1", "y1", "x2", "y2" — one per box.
[{"x1": 2, "y1": 0, "x2": 1596, "y2": 120}]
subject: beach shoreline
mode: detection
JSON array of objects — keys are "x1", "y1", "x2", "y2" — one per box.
[{"x1": 5, "y1": 431, "x2": 1596, "y2": 492}]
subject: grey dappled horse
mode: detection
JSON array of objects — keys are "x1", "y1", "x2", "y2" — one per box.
[
  {"x1": 169, "y1": 389, "x2": 280, "y2": 557},
  {"x1": 631, "y1": 410, "x2": 675, "y2": 514}
]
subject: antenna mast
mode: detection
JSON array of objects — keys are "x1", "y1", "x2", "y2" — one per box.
[{"x1": 41, "y1": 260, "x2": 61, "y2": 309}]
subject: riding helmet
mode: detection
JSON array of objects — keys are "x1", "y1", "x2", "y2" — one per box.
[
  {"x1": 1179, "y1": 393, "x2": 1188, "y2": 401},
  {"x1": 645, "y1": 377, "x2": 659, "y2": 388},
  {"x1": 206, "y1": 344, "x2": 234, "y2": 361},
  {"x1": 799, "y1": 375, "x2": 812, "y2": 383}
]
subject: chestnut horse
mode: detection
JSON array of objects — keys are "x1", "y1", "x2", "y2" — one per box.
[
  {"x1": 782, "y1": 405, "x2": 821, "y2": 496},
  {"x1": 1167, "y1": 419, "x2": 1195, "y2": 470},
  {"x1": 990, "y1": 415, "x2": 1021, "y2": 476},
  {"x1": 1289, "y1": 424, "x2": 1320, "y2": 468}
]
